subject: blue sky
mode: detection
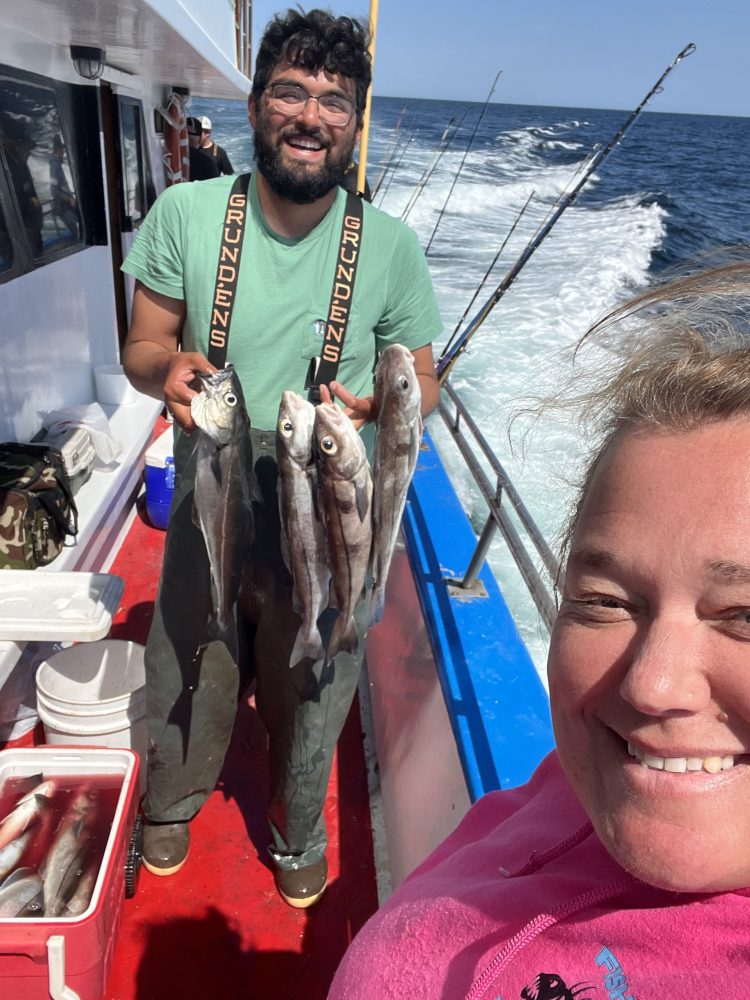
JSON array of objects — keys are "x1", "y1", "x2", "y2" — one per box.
[{"x1": 249, "y1": 1, "x2": 748, "y2": 116}]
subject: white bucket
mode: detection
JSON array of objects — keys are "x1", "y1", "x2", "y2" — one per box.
[
  {"x1": 94, "y1": 364, "x2": 137, "y2": 405},
  {"x1": 36, "y1": 640, "x2": 147, "y2": 790}
]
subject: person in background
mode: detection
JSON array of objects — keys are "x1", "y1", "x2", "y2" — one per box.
[
  {"x1": 49, "y1": 134, "x2": 79, "y2": 239},
  {"x1": 186, "y1": 116, "x2": 219, "y2": 181},
  {"x1": 197, "y1": 115, "x2": 234, "y2": 175},
  {"x1": 121, "y1": 8, "x2": 441, "y2": 909},
  {"x1": 328, "y1": 261, "x2": 750, "y2": 999}
]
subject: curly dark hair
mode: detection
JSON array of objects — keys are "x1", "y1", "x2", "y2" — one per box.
[{"x1": 252, "y1": 8, "x2": 372, "y2": 124}]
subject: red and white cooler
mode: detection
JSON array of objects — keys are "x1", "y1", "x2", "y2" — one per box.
[{"x1": 0, "y1": 746, "x2": 141, "y2": 1000}]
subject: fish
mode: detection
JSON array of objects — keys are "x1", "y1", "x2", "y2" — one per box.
[
  {"x1": 63, "y1": 860, "x2": 98, "y2": 917},
  {"x1": 0, "y1": 777, "x2": 55, "y2": 852},
  {"x1": 0, "y1": 829, "x2": 32, "y2": 882},
  {"x1": 369, "y1": 344, "x2": 422, "y2": 625},
  {"x1": 314, "y1": 403, "x2": 373, "y2": 660},
  {"x1": 41, "y1": 789, "x2": 96, "y2": 918},
  {"x1": 0, "y1": 868, "x2": 44, "y2": 918},
  {"x1": 190, "y1": 365, "x2": 255, "y2": 661},
  {"x1": 277, "y1": 391, "x2": 331, "y2": 667}
]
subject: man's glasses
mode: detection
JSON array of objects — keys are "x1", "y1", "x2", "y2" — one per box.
[{"x1": 265, "y1": 83, "x2": 355, "y2": 127}]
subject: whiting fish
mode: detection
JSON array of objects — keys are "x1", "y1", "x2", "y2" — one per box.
[
  {"x1": 41, "y1": 789, "x2": 96, "y2": 918},
  {"x1": 64, "y1": 860, "x2": 98, "y2": 917},
  {"x1": 276, "y1": 391, "x2": 330, "y2": 667},
  {"x1": 314, "y1": 403, "x2": 373, "y2": 660},
  {"x1": 191, "y1": 365, "x2": 255, "y2": 660},
  {"x1": 0, "y1": 868, "x2": 44, "y2": 918},
  {"x1": 0, "y1": 829, "x2": 32, "y2": 882},
  {"x1": 369, "y1": 345, "x2": 422, "y2": 625},
  {"x1": 0, "y1": 776, "x2": 55, "y2": 853}
]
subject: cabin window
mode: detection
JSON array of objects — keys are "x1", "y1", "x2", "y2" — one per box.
[
  {"x1": 0, "y1": 196, "x2": 13, "y2": 273},
  {"x1": 0, "y1": 65, "x2": 106, "y2": 282},
  {"x1": 118, "y1": 97, "x2": 155, "y2": 232}
]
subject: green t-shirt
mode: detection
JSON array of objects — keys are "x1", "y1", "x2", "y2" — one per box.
[{"x1": 122, "y1": 174, "x2": 443, "y2": 431}]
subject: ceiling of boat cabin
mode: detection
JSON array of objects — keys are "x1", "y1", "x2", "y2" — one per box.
[{"x1": 7, "y1": 0, "x2": 251, "y2": 99}]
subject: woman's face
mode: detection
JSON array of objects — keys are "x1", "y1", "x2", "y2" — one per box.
[{"x1": 549, "y1": 419, "x2": 750, "y2": 892}]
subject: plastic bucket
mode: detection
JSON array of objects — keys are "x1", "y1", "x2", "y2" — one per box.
[
  {"x1": 94, "y1": 364, "x2": 137, "y2": 405},
  {"x1": 35, "y1": 640, "x2": 147, "y2": 789}
]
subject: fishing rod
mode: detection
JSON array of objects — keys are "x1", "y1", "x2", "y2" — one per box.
[
  {"x1": 401, "y1": 112, "x2": 466, "y2": 223},
  {"x1": 371, "y1": 105, "x2": 408, "y2": 198},
  {"x1": 356, "y1": 0, "x2": 379, "y2": 197},
  {"x1": 436, "y1": 42, "x2": 697, "y2": 383},
  {"x1": 424, "y1": 70, "x2": 502, "y2": 256}
]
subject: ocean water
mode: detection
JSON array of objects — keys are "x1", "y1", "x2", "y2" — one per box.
[{"x1": 190, "y1": 94, "x2": 750, "y2": 679}]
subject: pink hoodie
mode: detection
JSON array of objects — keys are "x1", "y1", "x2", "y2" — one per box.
[{"x1": 329, "y1": 752, "x2": 750, "y2": 999}]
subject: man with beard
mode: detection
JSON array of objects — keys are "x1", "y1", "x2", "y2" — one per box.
[{"x1": 121, "y1": 9, "x2": 441, "y2": 908}]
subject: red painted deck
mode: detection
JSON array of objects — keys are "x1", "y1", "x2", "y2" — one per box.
[{"x1": 3, "y1": 434, "x2": 379, "y2": 999}]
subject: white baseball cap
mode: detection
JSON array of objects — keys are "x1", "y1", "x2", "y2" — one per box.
[{"x1": 198, "y1": 116, "x2": 212, "y2": 131}]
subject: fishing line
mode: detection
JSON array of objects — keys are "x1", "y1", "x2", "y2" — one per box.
[
  {"x1": 401, "y1": 111, "x2": 467, "y2": 223},
  {"x1": 371, "y1": 105, "x2": 408, "y2": 199},
  {"x1": 435, "y1": 42, "x2": 697, "y2": 382},
  {"x1": 424, "y1": 70, "x2": 502, "y2": 256},
  {"x1": 441, "y1": 190, "x2": 536, "y2": 359},
  {"x1": 375, "y1": 129, "x2": 418, "y2": 208}
]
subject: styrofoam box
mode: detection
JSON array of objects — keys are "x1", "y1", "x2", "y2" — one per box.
[
  {"x1": 144, "y1": 428, "x2": 175, "y2": 530},
  {"x1": 0, "y1": 746, "x2": 140, "y2": 1000},
  {"x1": 0, "y1": 572, "x2": 124, "y2": 643}
]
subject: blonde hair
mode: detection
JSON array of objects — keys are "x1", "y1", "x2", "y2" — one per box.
[{"x1": 559, "y1": 257, "x2": 750, "y2": 560}]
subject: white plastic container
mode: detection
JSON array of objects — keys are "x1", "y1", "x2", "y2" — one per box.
[
  {"x1": 0, "y1": 571, "x2": 123, "y2": 642},
  {"x1": 94, "y1": 364, "x2": 137, "y2": 405},
  {"x1": 35, "y1": 640, "x2": 147, "y2": 790}
]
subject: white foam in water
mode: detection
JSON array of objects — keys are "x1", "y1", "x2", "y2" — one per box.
[{"x1": 376, "y1": 114, "x2": 666, "y2": 683}]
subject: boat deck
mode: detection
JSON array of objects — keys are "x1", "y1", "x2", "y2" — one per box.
[{"x1": 3, "y1": 434, "x2": 379, "y2": 999}]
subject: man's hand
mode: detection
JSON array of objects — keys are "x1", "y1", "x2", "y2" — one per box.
[
  {"x1": 320, "y1": 344, "x2": 439, "y2": 429},
  {"x1": 321, "y1": 382, "x2": 375, "y2": 430},
  {"x1": 164, "y1": 352, "x2": 217, "y2": 432},
  {"x1": 123, "y1": 282, "x2": 218, "y2": 432}
]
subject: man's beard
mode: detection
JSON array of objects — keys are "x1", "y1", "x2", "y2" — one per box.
[{"x1": 253, "y1": 118, "x2": 355, "y2": 205}]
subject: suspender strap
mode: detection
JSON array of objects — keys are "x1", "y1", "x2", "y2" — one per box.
[
  {"x1": 207, "y1": 176, "x2": 364, "y2": 390},
  {"x1": 207, "y1": 172, "x2": 251, "y2": 369},
  {"x1": 307, "y1": 191, "x2": 364, "y2": 403}
]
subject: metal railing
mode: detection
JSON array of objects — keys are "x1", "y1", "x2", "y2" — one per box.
[
  {"x1": 235, "y1": 0, "x2": 252, "y2": 79},
  {"x1": 437, "y1": 380, "x2": 560, "y2": 632}
]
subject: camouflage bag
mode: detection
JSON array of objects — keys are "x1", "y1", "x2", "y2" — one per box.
[{"x1": 0, "y1": 443, "x2": 78, "y2": 569}]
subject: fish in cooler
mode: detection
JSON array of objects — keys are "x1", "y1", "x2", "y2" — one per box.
[
  {"x1": 0, "y1": 867, "x2": 44, "y2": 918},
  {"x1": 41, "y1": 788, "x2": 97, "y2": 918},
  {"x1": 0, "y1": 775, "x2": 55, "y2": 852},
  {"x1": 63, "y1": 859, "x2": 99, "y2": 917},
  {"x1": 0, "y1": 828, "x2": 32, "y2": 882}
]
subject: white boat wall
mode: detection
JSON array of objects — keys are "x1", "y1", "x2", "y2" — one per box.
[{"x1": 0, "y1": 0, "x2": 251, "y2": 571}]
